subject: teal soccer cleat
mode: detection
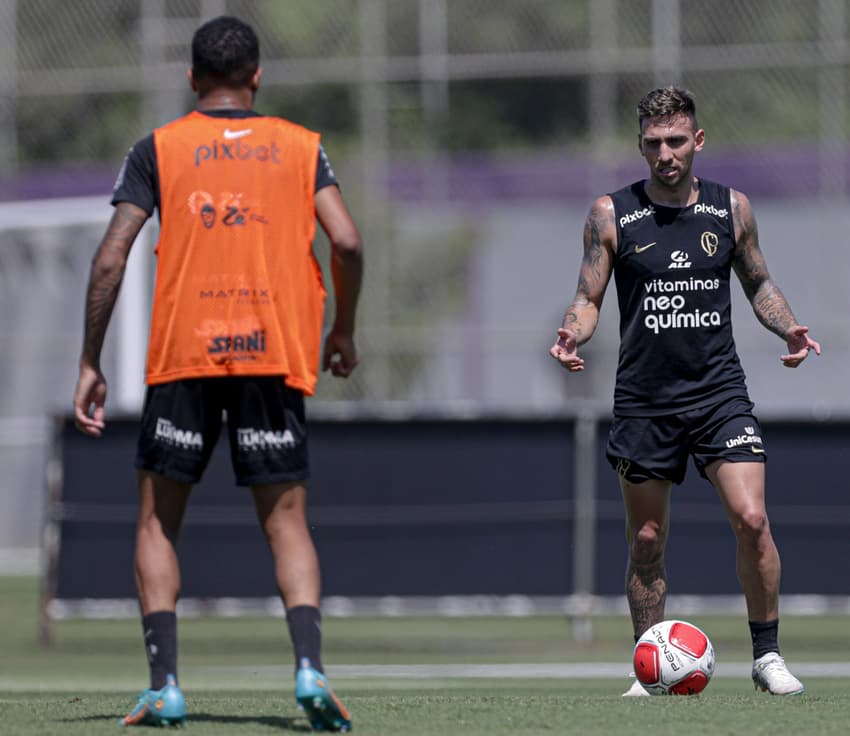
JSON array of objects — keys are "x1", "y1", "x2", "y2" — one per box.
[
  {"x1": 295, "y1": 658, "x2": 352, "y2": 732},
  {"x1": 120, "y1": 674, "x2": 186, "y2": 727}
]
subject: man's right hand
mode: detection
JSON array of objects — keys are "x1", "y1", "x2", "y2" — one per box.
[
  {"x1": 73, "y1": 363, "x2": 108, "y2": 437},
  {"x1": 550, "y1": 327, "x2": 585, "y2": 372},
  {"x1": 322, "y1": 330, "x2": 358, "y2": 378}
]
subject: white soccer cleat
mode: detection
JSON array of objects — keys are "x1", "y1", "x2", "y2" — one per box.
[
  {"x1": 752, "y1": 652, "x2": 805, "y2": 695},
  {"x1": 622, "y1": 677, "x2": 651, "y2": 697}
]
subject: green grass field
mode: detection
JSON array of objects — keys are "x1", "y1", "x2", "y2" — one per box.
[{"x1": 2, "y1": 577, "x2": 849, "y2": 735}]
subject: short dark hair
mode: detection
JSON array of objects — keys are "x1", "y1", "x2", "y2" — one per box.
[
  {"x1": 191, "y1": 16, "x2": 259, "y2": 88},
  {"x1": 637, "y1": 86, "x2": 698, "y2": 130}
]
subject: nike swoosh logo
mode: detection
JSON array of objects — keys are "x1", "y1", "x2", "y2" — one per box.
[
  {"x1": 223, "y1": 128, "x2": 252, "y2": 140},
  {"x1": 634, "y1": 242, "x2": 656, "y2": 253},
  {"x1": 751, "y1": 446, "x2": 765, "y2": 454}
]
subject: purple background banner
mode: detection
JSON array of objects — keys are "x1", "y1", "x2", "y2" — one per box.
[{"x1": 0, "y1": 148, "x2": 832, "y2": 205}]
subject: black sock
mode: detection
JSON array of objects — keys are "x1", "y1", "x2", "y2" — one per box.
[
  {"x1": 142, "y1": 611, "x2": 178, "y2": 690},
  {"x1": 749, "y1": 619, "x2": 780, "y2": 660},
  {"x1": 286, "y1": 605, "x2": 323, "y2": 675}
]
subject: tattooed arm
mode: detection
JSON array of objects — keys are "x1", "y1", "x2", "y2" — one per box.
[
  {"x1": 549, "y1": 196, "x2": 616, "y2": 372},
  {"x1": 731, "y1": 189, "x2": 820, "y2": 368},
  {"x1": 74, "y1": 202, "x2": 149, "y2": 436}
]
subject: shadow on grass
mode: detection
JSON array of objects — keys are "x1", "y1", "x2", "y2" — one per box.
[
  {"x1": 57, "y1": 713, "x2": 311, "y2": 731},
  {"x1": 189, "y1": 713, "x2": 311, "y2": 731}
]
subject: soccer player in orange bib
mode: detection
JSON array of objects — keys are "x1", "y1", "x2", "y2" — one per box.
[{"x1": 73, "y1": 16, "x2": 361, "y2": 730}]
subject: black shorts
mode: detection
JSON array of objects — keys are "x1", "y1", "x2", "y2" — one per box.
[
  {"x1": 135, "y1": 376, "x2": 309, "y2": 486},
  {"x1": 606, "y1": 397, "x2": 766, "y2": 485}
]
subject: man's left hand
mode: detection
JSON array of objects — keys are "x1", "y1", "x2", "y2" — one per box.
[{"x1": 780, "y1": 325, "x2": 821, "y2": 368}]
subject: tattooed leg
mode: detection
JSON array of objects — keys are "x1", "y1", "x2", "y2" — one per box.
[
  {"x1": 620, "y1": 476, "x2": 672, "y2": 639},
  {"x1": 627, "y1": 557, "x2": 667, "y2": 639}
]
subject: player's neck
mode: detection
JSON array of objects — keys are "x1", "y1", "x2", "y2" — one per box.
[
  {"x1": 196, "y1": 87, "x2": 254, "y2": 112},
  {"x1": 644, "y1": 176, "x2": 700, "y2": 208}
]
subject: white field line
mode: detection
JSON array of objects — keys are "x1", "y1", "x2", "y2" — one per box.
[
  {"x1": 2, "y1": 662, "x2": 849, "y2": 692},
  {"x1": 335, "y1": 662, "x2": 850, "y2": 679}
]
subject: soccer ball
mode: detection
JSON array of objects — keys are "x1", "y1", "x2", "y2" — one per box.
[{"x1": 633, "y1": 619, "x2": 715, "y2": 695}]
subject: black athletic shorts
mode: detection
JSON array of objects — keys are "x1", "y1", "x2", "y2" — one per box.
[
  {"x1": 135, "y1": 376, "x2": 309, "y2": 486},
  {"x1": 606, "y1": 397, "x2": 766, "y2": 485}
]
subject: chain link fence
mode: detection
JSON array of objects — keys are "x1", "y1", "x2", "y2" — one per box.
[
  {"x1": 1, "y1": 0, "x2": 848, "y2": 556},
  {"x1": 3, "y1": 1, "x2": 847, "y2": 181}
]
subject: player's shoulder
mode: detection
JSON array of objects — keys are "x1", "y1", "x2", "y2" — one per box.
[
  {"x1": 727, "y1": 186, "x2": 751, "y2": 209},
  {"x1": 591, "y1": 191, "x2": 614, "y2": 206},
  {"x1": 584, "y1": 195, "x2": 618, "y2": 247},
  {"x1": 726, "y1": 186, "x2": 755, "y2": 230},
  {"x1": 587, "y1": 194, "x2": 617, "y2": 226},
  {"x1": 136, "y1": 131, "x2": 155, "y2": 148},
  {"x1": 117, "y1": 133, "x2": 155, "y2": 178},
  {"x1": 605, "y1": 180, "x2": 651, "y2": 219},
  {"x1": 124, "y1": 132, "x2": 155, "y2": 161}
]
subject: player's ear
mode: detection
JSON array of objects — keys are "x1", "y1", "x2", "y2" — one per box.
[
  {"x1": 251, "y1": 67, "x2": 262, "y2": 92},
  {"x1": 694, "y1": 128, "x2": 705, "y2": 152},
  {"x1": 188, "y1": 68, "x2": 197, "y2": 92}
]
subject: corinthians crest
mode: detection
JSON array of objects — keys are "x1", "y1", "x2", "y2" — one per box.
[{"x1": 700, "y1": 231, "x2": 718, "y2": 256}]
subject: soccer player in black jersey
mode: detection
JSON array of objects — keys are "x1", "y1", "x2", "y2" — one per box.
[{"x1": 550, "y1": 86, "x2": 820, "y2": 696}]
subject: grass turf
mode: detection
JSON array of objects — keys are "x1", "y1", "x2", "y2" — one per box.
[
  {"x1": 3, "y1": 680, "x2": 850, "y2": 735},
  {"x1": 2, "y1": 577, "x2": 849, "y2": 734}
]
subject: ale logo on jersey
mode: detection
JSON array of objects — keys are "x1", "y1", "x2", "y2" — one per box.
[
  {"x1": 668, "y1": 250, "x2": 691, "y2": 269},
  {"x1": 700, "y1": 231, "x2": 718, "y2": 257}
]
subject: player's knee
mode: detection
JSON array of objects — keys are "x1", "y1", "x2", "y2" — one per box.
[
  {"x1": 733, "y1": 508, "x2": 768, "y2": 541},
  {"x1": 631, "y1": 522, "x2": 666, "y2": 561}
]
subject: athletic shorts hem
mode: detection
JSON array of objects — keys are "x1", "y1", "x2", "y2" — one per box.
[
  {"x1": 608, "y1": 454, "x2": 765, "y2": 485},
  {"x1": 693, "y1": 454, "x2": 765, "y2": 479},
  {"x1": 134, "y1": 459, "x2": 202, "y2": 485},
  {"x1": 605, "y1": 455, "x2": 674, "y2": 484}
]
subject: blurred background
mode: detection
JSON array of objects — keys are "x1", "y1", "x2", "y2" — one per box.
[{"x1": 0, "y1": 1, "x2": 847, "y2": 613}]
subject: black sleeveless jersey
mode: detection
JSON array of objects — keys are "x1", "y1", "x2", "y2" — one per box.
[{"x1": 609, "y1": 179, "x2": 750, "y2": 416}]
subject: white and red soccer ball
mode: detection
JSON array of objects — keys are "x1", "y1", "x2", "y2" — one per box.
[{"x1": 633, "y1": 619, "x2": 716, "y2": 695}]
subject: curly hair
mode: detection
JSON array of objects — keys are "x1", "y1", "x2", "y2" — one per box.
[
  {"x1": 191, "y1": 16, "x2": 259, "y2": 88},
  {"x1": 637, "y1": 86, "x2": 698, "y2": 129}
]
